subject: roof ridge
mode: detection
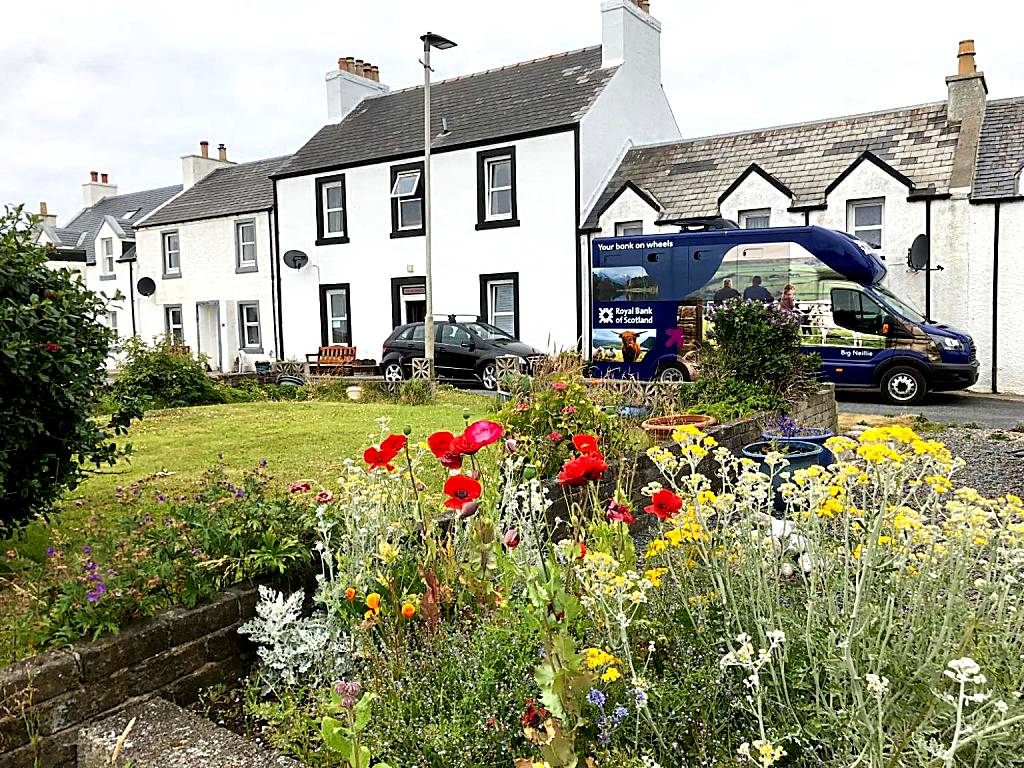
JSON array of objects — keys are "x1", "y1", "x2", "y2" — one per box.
[
  {"x1": 985, "y1": 95, "x2": 1024, "y2": 107},
  {"x1": 384, "y1": 44, "x2": 602, "y2": 95},
  {"x1": 631, "y1": 98, "x2": 951, "y2": 152}
]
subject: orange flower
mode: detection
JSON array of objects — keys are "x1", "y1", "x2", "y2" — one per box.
[
  {"x1": 401, "y1": 603, "x2": 416, "y2": 620},
  {"x1": 345, "y1": 587, "x2": 356, "y2": 602},
  {"x1": 364, "y1": 592, "x2": 381, "y2": 619}
]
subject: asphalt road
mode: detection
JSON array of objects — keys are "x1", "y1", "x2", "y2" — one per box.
[{"x1": 837, "y1": 390, "x2": 1024, "y2": 429}]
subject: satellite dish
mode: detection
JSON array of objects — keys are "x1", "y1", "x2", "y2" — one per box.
[
  {"x1": 137, "y1": 277, "x2": 156, "y2": 297},
  {"x1": 907, "y1": 234, "x2": 930, "y2": 271},
  {"x1": 283, "y1": 250, "x2": 309, "y2": 270}
]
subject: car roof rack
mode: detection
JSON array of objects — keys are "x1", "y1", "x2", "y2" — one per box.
[
  {"x1": 663, "y1": 216, "x2": 740, "y2": 232},
  {"x1": 431, "y1": 313, "x2": 483, "y2": 323}
]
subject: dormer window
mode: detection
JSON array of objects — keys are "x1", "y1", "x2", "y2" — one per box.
[
  {"x1": 476, "y1": 147, "x2": 519, "y2": 230},
  {"x1": 389, "y1": 162, "x2": 424, "y2": 238},
  {"x1": 122, "y1": 209, "x2": 140, "y2": 220}
]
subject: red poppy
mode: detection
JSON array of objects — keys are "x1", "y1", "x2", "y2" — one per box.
[
  {"x1": 606, "y1": 500, "x2": 634, "y2": 524},
  {"x1": 522, "y1": 699, "x2": 549, "y2": 728},
  {"x1": 427, "y1": 431, "x2": 464, "y2": 469},
  {"x1": 572, "y1": 434, "x2": 600, "y2": 455},
  {"x1": 443, "y1": 474, "x2": 482, "y2": 510},
  {"x1": 428, "y1": 421, "x2": 503, "y2": 468},
  {"x1": 381, "y1": 433, "x2": 408, "y2": 455},
  {"x1": 461, "y1": 420, "x2": 504, "y2": 452},
  {"x1": 557, "y1": 454, "x2": 609, "y2": 486},
  {"x1": 363, "y1": 434, "x2": 406, "y2": 471},
  {"x1": 503, "y1": 529, "x2": 521, "y2": 549},
  {"x1": 44, "y1": 342, "x2": 61, "y2": 352},
  {"x1": 577, "y1": 542, "x2": 587, "y2": 559},
  {"x1": 645, "y1": 489, "x2": 683, "y2": 520}
]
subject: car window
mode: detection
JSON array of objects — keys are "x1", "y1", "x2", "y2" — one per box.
[
  {"x1": 461, "y1": 321, "x2": 514, "y2": 341},
  {"x1": 447, "y1": 325, "x2": 472, "y2": 345},
  {"x1": 395, "y1": 326, "x2": 413, "y2": 341},
  {"x1": 410, "y1": 324, "x2": 425, "y2": 342}
]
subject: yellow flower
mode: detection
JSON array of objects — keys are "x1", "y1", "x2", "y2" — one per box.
[
  {"x1": 645, "y1": 538, "x2": 668, "y2": 558},
  {"x1": 601, "y1": 666, "x2": 622, "y2": 683},
  {"x1": 364, "y1": 592, "x2": 381, "y2": 618},
  {"x1": 644, "y1": 567, "x2": 668, "y2": 588}
]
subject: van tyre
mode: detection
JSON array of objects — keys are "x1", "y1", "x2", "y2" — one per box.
[
  {"x1": 657, "y1": 362, "x2": 689, "y2": 383},
  {"x1": 479, "y1": 362, "x2": 498, "y2": 391},
  {"x1": 383, "y1": 362, "x2": 405, "y2": 383},
  {"x1": 881, "y1": 366, "x2": 927, "y2": 405}
]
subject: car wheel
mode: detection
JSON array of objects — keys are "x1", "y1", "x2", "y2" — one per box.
[
  {"x1": 479, "y1": 362, "x2": 497, "y2": 391},
  {"x1": 881, "y1": 366, "x2": 927, "y2": 405},
  {"x1": 383, "y1": 362, "x2": 405, "y2": 383},
  {"x1": 656, "y1": 362, "x2": 689, "y2": 383}
]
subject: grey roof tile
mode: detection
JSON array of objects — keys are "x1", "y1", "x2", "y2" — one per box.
[
  {"x1": 139, "y1": 155, "x2": 290, "y2": 228},
  {"x1": 60, "y1": 185, "x2": 182, "y2": 263},
  {"x1": 973, "y1": 97, "x2": 1024, "y2": 200},
  {"x1": 275, "y1": 46, "x2": 616, "y2": 178}
]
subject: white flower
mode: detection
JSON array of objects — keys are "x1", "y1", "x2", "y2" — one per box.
[
  {"x1": 945, "y1": 657, "x2": 985, "y2": 684},
  {"x1": 995, "y1": 700, "x2": 1009, "y2": 713},
  {"x1": 865, "y1": 673, "x2": 890, "y2": 697},
  {"x1": 766, "y1": 629, "x2": 786, "y2": 645}
]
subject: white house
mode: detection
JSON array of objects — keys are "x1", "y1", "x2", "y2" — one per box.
[
  {"x1": 133, "y1": 144, "x2": 287, "y2": 371},
  {"x1": 583, "y1": 41, "x2": 1024, "y2": 394},
  {"x1": 272, "y1": 0, "x2": 680, "y2": 366},
  {"x1": 35, "y1": 174, "x2": 183, "y2": 348}
]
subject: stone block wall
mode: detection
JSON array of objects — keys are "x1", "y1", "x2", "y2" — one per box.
[{"x1": 0, "y1": 585, "x2": 259, "y2": 768}]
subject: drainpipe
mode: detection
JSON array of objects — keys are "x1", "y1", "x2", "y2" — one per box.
[
  {"x1": 924, "y1": 198, "x2": 932, "y2": 321},
  {"x1": 272, "y1": 180, "x2": 285, "y2": 358},
  {"x1": 267, "y1": 211, "x2": 279, "y2": 360},
  {"x1": 991, "y1": 202, "x2": 1000, "y2": 393},
  {"x1": 803, "y1": 210, "x2": 810, "y2": 226},
  {"x1": 128, "y1": 260, "x2": 137, "y2": 335}
]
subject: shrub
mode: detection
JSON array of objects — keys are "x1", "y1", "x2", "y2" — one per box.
[
  {"x1": 677, "y1": 377, "x2": 785, "y2": 423},
  {"x1": 112, "y1": 335, "x2": 224, "y2": 409},
  {"x1": 398, "y1": 378, "x2": 435, "y2": 406},
  {"x1": 0, "y1": 206, "x2": 138, "y2": 529}
]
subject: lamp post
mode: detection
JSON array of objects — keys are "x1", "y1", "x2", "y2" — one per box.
[{"x1": 420, "y1": 31, "x2": 456, "y2": 378}]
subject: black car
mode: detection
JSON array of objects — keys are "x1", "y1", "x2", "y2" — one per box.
[{"x1": 380, "y1": 319, "x2": 543, "y2": 390}]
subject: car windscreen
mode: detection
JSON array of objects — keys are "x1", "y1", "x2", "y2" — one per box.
[
  {"x1": 875, "y1": 286, "x2": 927, "y2": 324},
  {"x1": 462, "y1": 322, "x2": 515, "y2": 342}
]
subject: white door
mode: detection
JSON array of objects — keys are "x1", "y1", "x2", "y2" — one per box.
[{"x1": 196, "y1": 302, "x2": 222, "y2": 371}]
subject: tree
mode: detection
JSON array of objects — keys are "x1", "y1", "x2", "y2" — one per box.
[{"x1": 0, "y1": 206, "x2": 138, "y2": 530}]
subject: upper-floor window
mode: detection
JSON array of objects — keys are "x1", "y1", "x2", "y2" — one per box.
[
  {"x1": 615, "y1": 221, "x2": 643, "y2": 237},
  {"x1": 847, "y1": 199, "x2": 884, "y2": 249},
  {"x1": 315, "y1": 174, "x2": 349, "y2": 245},
  {"x1": 162, "y1": 231, "x2": 180, "y2": 277},
  {"x1": 389, "y1": 162, "x2": 424, "y2": 238},
  {"x1": 739, "y1": 209, "x2": 771, "y2": 229},
  {"x1": 476, "y1": 147, "x2": 519, "y2": 230},
  {"x1": 101, "y1": 237, "x2": 115, "y2": 274},
  {"x1": 235, "y1": 220, "x2": 257, "y2": 272}
]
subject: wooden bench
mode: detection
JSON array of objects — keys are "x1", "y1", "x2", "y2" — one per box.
[{"x1": 306, "y1": 345, "x2": 356, "y2": 375}]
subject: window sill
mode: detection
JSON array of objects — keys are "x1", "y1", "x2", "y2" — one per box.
[
  {"x1": 235, "y1": 264, "x2": 259, "y2": 274},
  {"x1": 240, "y1": 347, "x2": 264, "y2": 354},
  {"x1": 99, "y1": 273, "x2": 117, "y2": 281},
  {"x1": 316, "y1": 235, "x2": 350, "y2": 246},
  {"x1": 475, "y1": 218, "x2": 520, "y2": 231},
  {"x1": 390, "y1": 229, "x2": 425, "y2": 240},
  {"x1": 162, "y1": 272, "x2": 182, "y2": 280}
]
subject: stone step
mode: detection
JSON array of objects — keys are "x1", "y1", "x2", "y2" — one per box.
[{"x1": 77, "y1": 697, "x2": 302, "y2": 768}]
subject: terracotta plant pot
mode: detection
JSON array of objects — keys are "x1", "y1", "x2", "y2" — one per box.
[{"x1": 640, "y1": 414, "x2": 717, "y2": 441}]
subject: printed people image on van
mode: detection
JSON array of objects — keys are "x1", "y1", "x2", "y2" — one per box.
[
  {"x1": 713, "y1": 279, "x2": 741, "y2": 304},
  {"x1": 743, "y1": 275, "x2": 773, "y2": 303},
  {"x1": 779, "y1": 284, "x2": 797, "y2": 313}
]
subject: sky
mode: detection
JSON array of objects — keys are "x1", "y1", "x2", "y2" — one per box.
[{"x1": 2, "y1": 0, "x2": 1021, "y2": 225}]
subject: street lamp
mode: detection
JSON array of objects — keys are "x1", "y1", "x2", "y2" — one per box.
[{"x1": 420, "y1": 31, "x2": 456, "y2": 379}]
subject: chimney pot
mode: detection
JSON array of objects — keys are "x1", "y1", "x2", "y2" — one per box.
[
  {"x1": 370, "y1": 65, "x2": 380, "y2": 82},
  {"x1": 362, "y1": 62, "x2": 373, "y2": 79},
  {"x1": 957, "y1": 39, "x2": 977, "y2": 75},
  {"x1": 200, "y1": 140, "x2": 209, "y2": 158},
  {"x1": 344, "y1": 56, "x2": 355, "y2": 73},
  {"x1": 218, "y1": 143, "x2": 228, "y2": 162},
  {"x1": 354, "y1": 58, "x2": 365, "y2": 76},
  {"x1": 338, "y1": 57, "x2": 345, "y2": 71},
  {"x1": 40, "y1": 201, "x2": 48, "y2": 216},
  {"x1": 90, "y1": 171, "x2": 99, "y2": 182},
  {"x1": 637, "y1": 0, "x2": 650, "y2": 11},
  {"x1": 101, "y1": 173, "x2": 109, "y2": 184}
]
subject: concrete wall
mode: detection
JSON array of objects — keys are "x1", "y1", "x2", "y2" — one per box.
[
  {"x1": 134, "y1": 211, "x2": 277, "y2": 371},
  {"x1": 0, "y1": 586, "x2": 257, "y2": 768}
]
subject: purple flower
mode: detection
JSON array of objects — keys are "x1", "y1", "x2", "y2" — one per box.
[
  {"x1": 227, "y1": 482, "x2": 235, "y2": 492},
  {"x1": 634, "y1": 688, "x2": 648, "y2": 706},
  {"x1": 82, "y1": 545, "x2": 92, "y2": 554},
  {"x1": 259, "y1": 458, "x2": 268, "y2": 467},
  {"x1": 235, "y1": 488, "x2": 245, "y2": 499},
  {"x1": 157, "y1": 494, "x2": 166, "y2": 504},
  {"x1": 586, "y1": 689, "x2": 606, "y2": 708},
  {"x1": 612, "y1": 705, "x2": 628, "y2": 723},
  {"x1": 132, "y1": 489, "x2": 142, "y2": 497},
  {"x1": 86, "y1": 583, "x2": 107, "y2": 603},
  {"x1": 46, "y1": 547, "x2": 55, "y2": 557}
]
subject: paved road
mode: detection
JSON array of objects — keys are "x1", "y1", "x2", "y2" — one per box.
[{"x1": 837, "y1": 390, "x2": 1024, "y2": 429}]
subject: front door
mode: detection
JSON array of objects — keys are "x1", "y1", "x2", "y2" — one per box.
[
  {"x1": 399, "y1": 280, "x2": 426, "y2": 324},
  {"x1": 195, "y1": 301, "x2": 222, "y2": 371}
]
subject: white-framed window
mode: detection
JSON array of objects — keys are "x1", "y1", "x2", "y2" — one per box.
[
  {"x1": 162, "y1": 231, "x2": 180, "y2": 276},
  {"x1": 488, "y1": 280, "x2": 516, "y2": 335},
  {"x1": 847, "y1": 199, "x2": 884, "y2": 249},
  {"x1": 108, "y1": 310, "x2": 119, "y2": 338},
  {"x1": 322, "y1": 180, "x2": 346, "y2": 235},
  {"x1": 390, "y1": 169, "x2": 423, "y2": 232},
  {"x1": 164, "y1": 305, "x2": 184, "y2": 344},
  {"x1": 739, "y1": 209, "x2": 771, "y2": 229},
  {"x1": 238, "y1": 302, "x2": 261, "y2": 350},
  {"x1": 485, "y1": 156, "x2": 513, "y2": 220},
  {"x1": 324, "y1": 287, "x2": 350, "y2": 344},
  {"x1": 101, "y1": 237, "x2": 115, "y2": 273},
  {"x1": 615, "y1": 220, "x2": 643, "y2": 237},
  {"x1": 122, "y1": 208, "x2": 140, "y2": 220},
  {"x1": 235, "y1": 220, "x2": 257, "y2": 270}
]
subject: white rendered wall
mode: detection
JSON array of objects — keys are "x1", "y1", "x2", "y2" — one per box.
[
  {"x1": 276, "y1": 131, "x2": 578, "y2": 360},
  {"x1": 134, "y1": 211, "x2": 276, "y2": 371},
  {"x1": 719, "y1": 173, "x2": 802, "y2": 228},
  {"x1": 594, "y1": 185, "x2": 673, "y2": 235}
]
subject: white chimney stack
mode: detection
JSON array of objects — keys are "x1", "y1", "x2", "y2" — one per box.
[
  {"x1": 601, "y1": 0, "x2": 662, "y2": 75},
  {"x1": 181, "y1": 140, "x2": 233, "y2": 190},
  {"x1": 82, "y1": 171, "x2": 118, "y2": 207},
  {"x1": 326, "y1": 56, "x2": 389, "y2": 123}
]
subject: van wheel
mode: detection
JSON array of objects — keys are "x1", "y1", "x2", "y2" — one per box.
[
  {"x1": 881, "y1": 366, "x2": 927, "y2": 405},
  {"x1": 479, "y1": 362, "x2": 497, "y2": 391},
  {"x1": 657, "y1": 363, "x2": 689, "y2": 383},
  {"x1": 383, "y1": 362, "x2": 405, "y2": 383}
]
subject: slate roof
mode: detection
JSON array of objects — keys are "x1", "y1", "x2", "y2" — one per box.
[
  {"x1": 140, "y1": 155, "x2": 291, "y2": 227},
  {"x1": 58, "y1": 185, "x2": 182, "y2": 263},
  {"x1": 973, "y1": 97, "x2": 1024, "y2": 200},
  {"x1": 53, "y1": 226, "x2": 85, "y2": 248},
  {"x1": 275, "y1": 46, "x2": 617, "y2": 178},
  {"x1": 584, "y1": 101, "x2": 962, "y2": 228}
]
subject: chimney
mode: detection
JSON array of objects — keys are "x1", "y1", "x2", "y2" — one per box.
[
  {"x1": 326, "y1": 56, "x2": 389, "y2": 122},
  {"x1": 601, "y1": 0, "x2": 662, "y2": 74},
  {"x1": 82, "y1": 171, "x2": 118, "y2": 207},
  {"x1": 946, "y1": 38, "x2": 987, "y2": 124},
  {"x1": 181, "y1": 140, "x2": 233, "y2": 189},
  {"x1": 38, "y1": 202, "x2": 57, "y2": 229}
]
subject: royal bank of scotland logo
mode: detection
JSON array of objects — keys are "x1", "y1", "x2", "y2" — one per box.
[{"x1": 597, "y1": 307, "x2": 614, "y2": 324}]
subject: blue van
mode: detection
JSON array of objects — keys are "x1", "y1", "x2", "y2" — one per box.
[{"x1": 589, "y1": 223, "x2": 978, "y2": 405}]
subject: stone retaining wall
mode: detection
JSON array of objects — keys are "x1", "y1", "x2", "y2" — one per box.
[{"x1": 0, "y1": 585, "x2": 259, "y2": 768}]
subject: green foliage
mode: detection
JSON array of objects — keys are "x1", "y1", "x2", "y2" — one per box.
[
  {"x1": 677, "y1": 377, "x2": 785, "y2": 423},
  {"x1": 0, "y1": 206, "x2": 139, "y2": 529},
  {"x1": 112, "y1": 335, "x2": 224, "y2": 409},
  {"x1": 216, "y1": 379, "x2": 309, "y2": 403},
  {"x1": 398, "y1": 378, "x2": 436, "y2": 406}
]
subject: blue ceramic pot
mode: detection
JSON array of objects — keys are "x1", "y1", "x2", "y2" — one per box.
[
  {"x1": 742, "y1": 440, "x2": 824, "y2": 509},
  {"x1": 760, "y1": 428, "x2": 834, "y2": 466}
]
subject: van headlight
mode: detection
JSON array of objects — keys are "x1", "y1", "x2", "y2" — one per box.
[{"x1": 928, "y1": 334, "x2": 962, "y2": 351}]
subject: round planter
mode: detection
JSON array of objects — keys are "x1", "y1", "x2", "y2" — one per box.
[
  {"x1": 742, "y1": 440, "x2": 823, "y2": 509},
  {"x1": 346, "y1": 385, "x2": 364, "y2": 401},
  {"x1": 760, "y1": 428, "x2": 834, "y2": 466},
  {"x1": 641, "y1": 414, "x2": 717, "y2": 441}
]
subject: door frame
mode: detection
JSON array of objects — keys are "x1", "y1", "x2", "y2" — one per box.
[
  {"x1": 195, "y1": 300, "x2": 222, "y2": 372},
  {"x1": 319, "y1": 283, "x2": 352, "y2": 346},
  {"x1": 391, "y1": 276, "x2": 426, "y2": 328}
]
